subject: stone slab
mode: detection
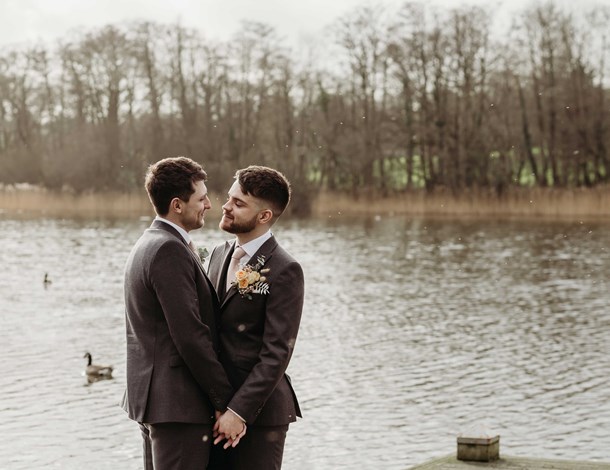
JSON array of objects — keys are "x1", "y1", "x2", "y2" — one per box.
[{"x1": 409, "y1": 455, "x2": 610, "y2": 470}]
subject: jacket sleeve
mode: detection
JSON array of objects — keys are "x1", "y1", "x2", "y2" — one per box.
[
  {"x1": 150, "y1": 240, "x2": 233, "y2": 411},
  {"x1": 227, "y1": 260, "x2": 305, "y2": 423}
]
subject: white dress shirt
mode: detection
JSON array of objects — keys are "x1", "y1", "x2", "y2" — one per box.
[
  {"x1": 236, "y1": 230, "x2": 273, "y2": 265},
  {"x1": 155, "y1": 216, "x2": 191, "y2": 245}
]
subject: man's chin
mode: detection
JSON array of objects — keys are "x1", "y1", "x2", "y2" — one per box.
[
  {"x1": 193, "y1": 218, "x2": 205, "y2": 230},
  {"x1": 219, "y1": 222, "x2": 234, "y2": 233},
  {"x1": 219, "y1": 217, "x2": 232, "y2": 232}
]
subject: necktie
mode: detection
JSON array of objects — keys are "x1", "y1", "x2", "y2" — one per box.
[
  {"x1": 188, "y1": 240, "x2": 203, "y2": 264},
  {"x1": 226, "y1": 246, "x2": 247, "y2": 292}
]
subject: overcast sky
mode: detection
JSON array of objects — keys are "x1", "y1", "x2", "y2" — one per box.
[{"x1": 0, "y1": 0, "x2": 604, "y2": 50}]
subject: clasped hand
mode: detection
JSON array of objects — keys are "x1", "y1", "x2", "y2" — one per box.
[{"x1": 213, "y1": 410, "x2": 247, "y2": 449}]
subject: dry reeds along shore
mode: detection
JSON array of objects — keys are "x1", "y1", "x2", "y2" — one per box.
[
  {"x1": 312, "y1": 187, "x2": 610, "y2": 219},
  {"x1": 0, "y1": 185, "x2": 155, "y2": 218},
  {"x1": 0, "y1": 184, "x2": 609, "y2": 219}
]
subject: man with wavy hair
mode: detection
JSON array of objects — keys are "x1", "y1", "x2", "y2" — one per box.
[{"x1": 122, "y1": 156, "x2": 245, "y2": 469}]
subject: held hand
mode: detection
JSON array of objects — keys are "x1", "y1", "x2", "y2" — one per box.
[
  {"x1": 213, "y1": 410, "x2": 222, "y2": 438},
  {"x1": 223, "y1": 422, "x2": 247, "y2": 449},
  {"x1": 213, "y1": 411, "x2": 247, "y2": 447}
]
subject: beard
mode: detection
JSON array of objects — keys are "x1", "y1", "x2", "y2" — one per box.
[{"x1": 221, "y1": 213, "x2": 258, "y2": 234}]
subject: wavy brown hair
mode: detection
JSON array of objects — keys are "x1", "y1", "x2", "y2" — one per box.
[{"x1": 145, "y1": 157, "x2": 207, "y2": 215}]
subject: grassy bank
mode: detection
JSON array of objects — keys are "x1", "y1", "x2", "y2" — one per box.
[{"x1": 0, "y1": 185, "x2": 608, "y2": 220}]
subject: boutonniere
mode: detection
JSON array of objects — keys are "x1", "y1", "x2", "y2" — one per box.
[
  {"x1": 233, "y1": 255, "x2": 270, "y2": 300},
  {"x1": 197, "y1": 247, "x2": 209, "y2": 263}
]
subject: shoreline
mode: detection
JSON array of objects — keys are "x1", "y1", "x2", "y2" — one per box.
[
  {"x1": 311, "y1": 186, "x2": 610, "y2": 220},
  {"x1": 0, "y1": 186, "x2": 609, "y2": 221}
]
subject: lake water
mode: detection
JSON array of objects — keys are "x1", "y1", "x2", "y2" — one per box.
[{"x1": 1, "y1": 214, "x2": 609, "y2": 469}]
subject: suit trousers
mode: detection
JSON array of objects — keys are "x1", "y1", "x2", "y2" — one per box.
[
  {"x1": 208, "y1": 424, "x2": 289, "y2": 470},
  {"x1": 139, "y1": 422, "x2": 214, "y2": 470}
]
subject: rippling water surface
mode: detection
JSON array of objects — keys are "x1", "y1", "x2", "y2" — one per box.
[{"x1": 1, "y1": 215, "x2": 609, "y2": 469}]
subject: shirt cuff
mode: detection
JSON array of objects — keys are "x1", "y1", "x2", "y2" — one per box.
[{"x1": 227, "y1": 407, "x2": 246, "y2": 423}]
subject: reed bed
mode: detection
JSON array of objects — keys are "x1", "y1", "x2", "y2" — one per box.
[
  {"x1": 0, "y1": 185, "x2": 609, "y2": 220},
  {"x1": 0, "y1": 187, "x2": 153, "y2": 218},
  {"x1": 312, "y1": 186, "x2": 610, "y2": 220}
]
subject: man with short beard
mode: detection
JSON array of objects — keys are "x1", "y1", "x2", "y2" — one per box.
[{"x1": 207, "y1": 166, "x2": 305, "y2": 470}]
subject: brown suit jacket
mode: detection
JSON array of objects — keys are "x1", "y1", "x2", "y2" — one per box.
[
  {"x1": 207, "y1": 236, "x2": 304, "y2": 425},
  {"x1": 121, "y1": 220, "x2": 233, "y2": 424}
]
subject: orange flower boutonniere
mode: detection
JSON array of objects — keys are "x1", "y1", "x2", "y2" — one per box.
[{"x1": 232, "y1": 255, "x2": 270, "y2": 300}]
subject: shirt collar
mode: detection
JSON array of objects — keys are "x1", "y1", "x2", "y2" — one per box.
[
  {"x1": 237, "y1": 230, "x2": 272, "y2": 260},
  {"x1": 155, "y1": 216, "x2": 191, "y2": 245}
]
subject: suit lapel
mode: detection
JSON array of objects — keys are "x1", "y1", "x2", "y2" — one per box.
[
  {"x1": 221, "y1": 236, "x2": 278, "y2": 308},
  {"x1": 222, "y1": 280, "x2": 240, "y2": 306},
  {"x1": 152, "y1": 219, "x2": 220, "y2": 304},
  {"x1": 215, "y1": 241, "x2": 235, "y2": 298}
]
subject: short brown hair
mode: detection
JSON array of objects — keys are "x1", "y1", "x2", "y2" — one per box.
[
  {"x1": 145, "y1": 157, "x2": 207, "y2": 215},
  {"x1": 235, "y1": 165, "x2": 291, "y2": 217}
]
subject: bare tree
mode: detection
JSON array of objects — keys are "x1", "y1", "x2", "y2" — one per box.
[
  {"x1": 0, "y1": 3, "x2": 607, "y2": 197},
  {"x1": 334, "y1": 4, "x2": 391, "y2": 191}
]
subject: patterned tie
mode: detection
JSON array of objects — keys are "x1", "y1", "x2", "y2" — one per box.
[{"x1": 226, "y1": 246, "x2": 247, "y2": 292}]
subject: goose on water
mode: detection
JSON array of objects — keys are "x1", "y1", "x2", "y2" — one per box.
[{"x1": 83, "y1": 352, "x2": 113, "y2": 377}]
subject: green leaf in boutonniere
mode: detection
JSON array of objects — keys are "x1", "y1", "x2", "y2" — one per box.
[{"x1": 197, "y1": 247, "x2": 209, "y2": 263}]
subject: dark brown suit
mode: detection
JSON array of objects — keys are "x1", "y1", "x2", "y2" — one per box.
[
  {"x1": 122, "y1": 220, "x2": 233, "y2": 469},
  {"x1": 207, "y1": 236, "x2": 304, "y2": 470}
]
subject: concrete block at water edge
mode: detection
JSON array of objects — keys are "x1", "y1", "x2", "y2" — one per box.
[{"x1": 457, "y1": 435, "x2": 500, "y2": 462}]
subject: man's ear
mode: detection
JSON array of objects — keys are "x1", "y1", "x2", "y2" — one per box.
[
  {"x1": 258, "y1": 209, "x2": 273, "y2": 224},
  {"x1": 169, "y1": 197, "x2": 183, "y2": 214}
]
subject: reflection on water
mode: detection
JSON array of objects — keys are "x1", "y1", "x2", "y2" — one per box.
[
  {"x1": 0, "y1": 215, "x2": 609, "y2": 469},
  {"x1": 84, "y1": 374, "x2": 114, "y2": 386}
]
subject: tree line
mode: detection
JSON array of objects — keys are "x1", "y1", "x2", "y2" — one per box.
[{"x1": 0, "y1": 2, "x2": 608, "y2": 212}]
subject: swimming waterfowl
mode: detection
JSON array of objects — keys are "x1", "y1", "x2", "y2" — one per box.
[{"x1": 83, "y1": 352, "x2": 113, "y2": 377}]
